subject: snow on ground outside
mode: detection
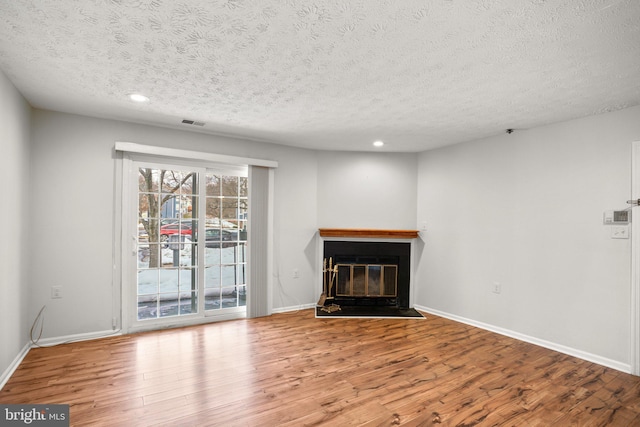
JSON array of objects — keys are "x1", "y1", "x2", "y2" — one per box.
[{"x1": 137, "y1": 244, "x2": 245, "y2": 300}]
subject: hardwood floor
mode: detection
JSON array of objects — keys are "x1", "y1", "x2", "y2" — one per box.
[{"x1": 2, "y1": 309, "x2": 640, "y2": 426}]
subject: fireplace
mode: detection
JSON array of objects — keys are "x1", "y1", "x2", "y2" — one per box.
[{"x1": 319, "y1": 229, "x2": 418, "y2": 310}]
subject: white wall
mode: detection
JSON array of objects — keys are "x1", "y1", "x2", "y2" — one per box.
[
  {"x1": 27, "y1": 111, "x2": 419, "y2": 338},
  {"x1": 29, "y1": 110, "x2": 318, "y2": 338},
  {"x1": 14, "y1": 99, "x2": 640, "y2": 373},
  {"x1": 0, "y1": 71, "x2": 31, "y2": 382},
  {"x1": 269, "y1": 146, "x2": 318, "y2": 309},
  {"x1": 317, "y1": 151, "x2": 418, "y2": 229},
  {"x1": 416, "y1": 105, "x2": 640, "y2": 368}
]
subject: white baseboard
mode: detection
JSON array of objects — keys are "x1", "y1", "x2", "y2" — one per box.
[
  {"x1": 0, "y1": 343, "x2": 31, "y2": 391},
  {"x1": 414, "y1": 305, "x2": 631, "y2": 374},
  {"x1": 272, "y1": 303, "x2": 316, "y2": 314},
  {"x1": 32, "y1": 329, "x2": 123, "y2": 347}
]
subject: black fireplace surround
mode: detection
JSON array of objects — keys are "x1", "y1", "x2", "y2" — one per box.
[{"x1": 323, "y1": 240, "x2": 411, "y2": 309}]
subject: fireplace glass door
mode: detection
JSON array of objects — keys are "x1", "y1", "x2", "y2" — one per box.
[{"x1": 336, "y1": 264, "x2": 398, "y2": 298}]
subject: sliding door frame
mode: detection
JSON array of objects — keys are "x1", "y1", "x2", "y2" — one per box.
[
  {"x1": 114, "y1": 142, "x2": 277, "y2": 334},
  {"x1": 631, "y1": 141, "x2": 640, "y2": 375}
]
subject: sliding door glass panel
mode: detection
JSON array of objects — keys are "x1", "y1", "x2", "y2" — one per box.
[
  {"x1": 204, "y1": 173, "x2": 248, "y2": 311},
  {"x1": 137, "y1": 167, "x2": 199, "y2": 320}
]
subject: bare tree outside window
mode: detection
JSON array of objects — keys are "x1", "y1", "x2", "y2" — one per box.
[
  {"x1": 138, "y1": 168, "x2": 194, "y2": 268},
  {"x1": 205, "y1": 175, "x2": 248, "y2": 231}
]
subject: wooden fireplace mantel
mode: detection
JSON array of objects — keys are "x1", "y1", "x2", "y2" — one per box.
[{"x1": 318, "y1": 228, "x2": 419, "y2": 239}]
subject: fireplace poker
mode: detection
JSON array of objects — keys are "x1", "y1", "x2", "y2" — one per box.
[
  {"x1": 317, "y1": 258, "x2": 328, "y2": 307},
  {"x1": 326, "y1": 258, "x2": 337, "y2": 301}
]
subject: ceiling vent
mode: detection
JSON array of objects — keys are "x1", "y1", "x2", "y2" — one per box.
[{"x1": 181, "y1": 119, "x2": 205, "y2": 126}]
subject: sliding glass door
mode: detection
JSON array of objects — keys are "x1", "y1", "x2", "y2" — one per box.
[{"x1": 131, "y1": 160, "x2": 248, "y2": 329}]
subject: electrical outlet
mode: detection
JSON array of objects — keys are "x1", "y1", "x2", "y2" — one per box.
[
  {"x1": 51, "y1": 285, "x2": 62, "y2": 299},
  {"x1": 492, "y1": 282, "x2": 501, "y2": 294},
  {"x1": 611, "y1": 225, "x2": 629, "y2": 239}
]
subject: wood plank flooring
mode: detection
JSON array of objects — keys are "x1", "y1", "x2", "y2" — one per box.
[{"x1": 2, "y1": 309, "x2": 640, "y2": 426}]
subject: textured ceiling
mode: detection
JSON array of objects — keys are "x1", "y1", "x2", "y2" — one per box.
[{"x1": 1, "y1": 0, "x2": 639, "y2": 152}]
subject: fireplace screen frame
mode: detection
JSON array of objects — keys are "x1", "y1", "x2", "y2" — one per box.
[{"x1": 336, "y1": 264, "x2": 398, "y2": 298}]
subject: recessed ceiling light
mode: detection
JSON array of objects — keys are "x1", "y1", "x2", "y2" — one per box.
[
  {"x1": 128, "y1": 93, "x2": 149, "y2": 103},
  {"x1": 373, "y1": 140, "x2": 384, "y2": 147}
]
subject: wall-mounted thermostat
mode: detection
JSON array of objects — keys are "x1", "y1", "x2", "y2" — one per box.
[{"x1": 604, "y1": 210, "x2": 630, "y2": 224}]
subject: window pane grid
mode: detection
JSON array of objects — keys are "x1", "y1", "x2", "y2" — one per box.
[
  {"x1": 136, "y1": 167, "x2": 199, "y2": 321},
  {"x1": 136, "y1": 166, "x2": 247, "y2": 320},
  {"x1": 204, "y1": 172, "x2": 247, "y2": 310}
]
